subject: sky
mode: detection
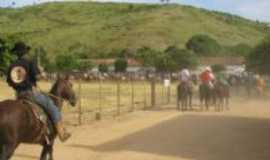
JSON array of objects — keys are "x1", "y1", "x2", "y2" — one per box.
[{"x1": 0, "y1": 0, "x2": 269, "y2": 22}]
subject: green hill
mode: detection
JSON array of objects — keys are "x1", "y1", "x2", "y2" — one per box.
[{"x1": 0, "y1": 2, "x2": 269, "y2": 58}]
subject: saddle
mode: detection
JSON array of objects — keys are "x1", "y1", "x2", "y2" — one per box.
[{"x1": 21, "y1": 99, "x2": 55, "y2": 145}]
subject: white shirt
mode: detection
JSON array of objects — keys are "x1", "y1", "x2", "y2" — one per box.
[{"x1": 180, "y1": 69, "x2": 190, "y2": 82}]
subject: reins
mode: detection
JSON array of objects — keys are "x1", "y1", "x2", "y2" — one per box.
[{"x1": 36, "y1": 86, "x2": 65, "y2": 103}]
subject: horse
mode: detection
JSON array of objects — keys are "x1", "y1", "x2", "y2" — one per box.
[
  {"x1": 177, "y1": 82, "x2": 193, "y2": 111},
  {"x1": 212, "y1": 82, "x2": 230, "y2": 111},
  {"x1": 0, "y1": 75, "x2": 76, "y2": 160},
  {"x1": 199, "y1": 83, "x2": 213, "y2": 111}
]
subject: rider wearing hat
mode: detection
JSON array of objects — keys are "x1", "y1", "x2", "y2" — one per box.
[
  {"x1": 200, "y1": 66, "x2": 215, "y2": 89},
  {"x1": 6, "y1": 41, "x2": 71, "y2": 142},
  {"x1": 179, "y1": 68, "x2": 191, "y2": 85}
]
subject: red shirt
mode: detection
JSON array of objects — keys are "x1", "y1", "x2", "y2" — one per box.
[{"x1": 200, "y1": 71, "x2": 212, "y2": 84}]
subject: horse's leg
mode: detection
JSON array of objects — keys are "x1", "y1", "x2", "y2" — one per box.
[
  {"x1": 48, "y1": 140, "x2": 55, "y2": 160},
  {"x1": 0, "y1": 144, "x2": 7, "y2": 160},
  {"x1": 199, "y1": 93, "x2": 204, "y2": 111},
  {"x1": 40, "y1": 144, "x2": 49, "y2": 160},
  {"x1": 5, "y1": 142, "x2": 18, "y2": 160},
  {"x1": 189, "y1": 93, "x2": 192, "y2": 111},
  {"x1": 206, "y1": 94, "x2": 210, "y2": 111},
  {"x1": 185, "y1": 96, "x2": 188, "y2": 111},
  {"x1": 177, "y1": 90, "x2": 180, "y2": 111},
  {"x1": 40, "y1": 144, "x2": 54, "y2": 160},
  {"x1": 48, "y1": 145, "x2": 54, "y2": 160},
  {"x1": 177, "y1": 96, "x2": 180, "y2": 111},
  {"x1": 226, "y1": 97, "x2": 229, "y2": 110},
  {"x1": 181, "y1": 97, "x2": 184, "y2": 111}
]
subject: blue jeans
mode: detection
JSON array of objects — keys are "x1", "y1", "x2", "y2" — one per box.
[{"x1": 32, "y1": 92, "x2": 62, "y2": 123}]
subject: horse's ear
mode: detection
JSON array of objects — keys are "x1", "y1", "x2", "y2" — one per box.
[
  {"x1": 64, "y1": 74, "x2": 73, "y2": 81},
  {"x1": 57, "y1": 73, "x2": 64, "y2": 80}
]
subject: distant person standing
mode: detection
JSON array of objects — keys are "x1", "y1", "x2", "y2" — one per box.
[{"x1": 255, "y1": 74, "x2": 266, "y2": 96}]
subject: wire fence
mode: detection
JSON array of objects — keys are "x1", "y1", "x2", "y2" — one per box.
[
  {"x1": 0, "y1": 78, "x2": 177, "y2": 126},
  {"x1": 72, "y1": 79, "x2": 178, "y2": 125}
]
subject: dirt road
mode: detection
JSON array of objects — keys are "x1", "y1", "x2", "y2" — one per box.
[{"x1": 13, "y1": 98, "x2": 270, "y2": 160}]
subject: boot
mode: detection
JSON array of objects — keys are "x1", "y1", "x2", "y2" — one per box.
[{"x1": 56, "y1": 122, "x2": 71, "y2": 142}]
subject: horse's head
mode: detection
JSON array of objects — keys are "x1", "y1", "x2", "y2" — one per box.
[{"x1": 50, "y1": 75, "x2": 77, "y2": 107}]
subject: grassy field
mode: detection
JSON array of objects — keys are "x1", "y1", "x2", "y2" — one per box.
[{"x1": 0, "y1": 2, "x2": 269, "y2": 57}]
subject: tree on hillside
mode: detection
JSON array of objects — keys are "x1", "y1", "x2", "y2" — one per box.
[
  {"x1": 135, "y1": 46, "x2": 160, "y2": 68},
  {"x1": 114, "y1": 58, "x2": 128, "y2": 73},
  {"x1": 165, "y1": 46, "x2": 198, "y2": 70},
  {"x1": 228, "y1": 43, "x2": 252, "y2": 57},
  {"x1": 154, "y1": 53, "x2": 175, "y2": 73},
  {"x1": 186, "y1": 34, "x2": 221, "y2": 56},
  {"x1": 98, "y1": 64, "x2": 109, "y2": 73},
  {"x1": 246, "y1": 36, "x2": 270, "y2": 74},
  {"x1": 0, "y1": 38, "x2": 15, "y2": 73},
  {"x1": 55, "y1": 54, "x2": 79, "y2": 72},
  {"x1": 77, "y1": 60, "x2": 94, "y2": 72},
  {"x1": 34, "y1": 47, "x2": 53, "y2": 72},
  {"x1": 211, "y1": 64, "x2": 226, "y2": 73}
]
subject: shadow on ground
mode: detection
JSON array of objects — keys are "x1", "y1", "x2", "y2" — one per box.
[{"x1": 70, "y1": 115, "x2": 270, "y2": 160}]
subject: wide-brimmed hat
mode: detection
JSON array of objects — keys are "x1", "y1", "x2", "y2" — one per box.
[
  {"x1": 205, "y1": 66, "x2": 212, "y2": 72},
  {"x1": 11, "y1": 41, "x2": 31, "y2": 57}
]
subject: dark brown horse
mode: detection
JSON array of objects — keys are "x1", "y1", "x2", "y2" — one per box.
[
  {"x1": 199, "y1": 83, "x2": 212, "y2": 111},
  {"x1": 213, "y1": 82, "x2": 230, "y2": 111},
  {"x1": 177, "y1": 82, "x2": 193, "y2": 111},
  {"x1": 0, "y1": 76, "x2": 76, "y2": 160}
]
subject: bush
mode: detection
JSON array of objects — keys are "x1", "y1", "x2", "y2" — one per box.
[
  {"x1": 186, "y1": 34, "x2": 221, "y2": 56},
  {"x1": 77, "y1": 60, "x2": 94, "y2": 72},
  {"x1": 114, "y1": 58, "x2": 128, "y2": 73},
  {"x1": 153, "y1": 46, "x2": 198, "y2": 73},
  {"x1": 0, "y1": 38, "x2": 15, "y2": 73},
  {"x1": 211, "y1": 64, "x2": 226, "y2": 73},
  {"x1": 98, "y1": 64, "x2": 109, "y2": 73},
  {"x1": 55, "y1": 54, "x2": 79, "y2": 72},
  {"x1": 246, "y1": 36, "x2": 270, "y2": 74},
  {"x1": 135, "y1": 46, "x2": 159, "y2": 67},
  {"x1": 227, "y1": 43, "x2": 252, "y2": 57},
  {"x1": 165, "y1": 46, "x2": 198, "y2": 70}
]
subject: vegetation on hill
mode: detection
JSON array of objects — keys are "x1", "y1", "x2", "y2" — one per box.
[
  {"x1": 247, "y1": 36, "x2": 270, "y2": 75},
  {"x1": 0, "y1": 2, "x2": 269, "y2": 59}
]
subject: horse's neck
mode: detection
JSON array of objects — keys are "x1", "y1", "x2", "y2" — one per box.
[
  {"x1": 49, "y1": 83, "x2": 63, "y2": 109},
  {"x1": 49, "y1": 93, "x2": 63, "y2": 109}
]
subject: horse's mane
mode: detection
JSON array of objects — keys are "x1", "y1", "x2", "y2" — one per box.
[{"x1": 50, "y1": 79, "x2": 60, "y2": 95}]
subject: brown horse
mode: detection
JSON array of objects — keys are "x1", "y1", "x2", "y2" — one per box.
[
  {"x1": 199, "y1": 83, "x2": 212, "y2": 111},
  {"x1": 0, "y1": 76, "x2": 76, "y2": 160},
  {"x1": 177, "y1": 82, "x2": 193, "y2": 111},
  {"x1": 212, "y1": 82, "x2": 230, "y2": 111}
]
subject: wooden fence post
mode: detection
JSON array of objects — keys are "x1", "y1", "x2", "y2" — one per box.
[
  {"x1": 167, "y1": 85, "x2": 171, "y2": 104},
  {"x1": 78, "y1": 79, "x2": 82, "y2": 125},
  {"x1": 143, "y1": 81, "x2": 147, "y2": 109},
  {"x1": 151, "y1": 77, "x2": 156, "y2": 108},
  {"x1": 116, "y1": 79, "x2": 121, "y2": 116},
  {"x1": 131, "y1": 78, "x2": 135, "y2": 112},
  {"x1": 96, "y1": 77, "x2": 102, "y2": 121}
]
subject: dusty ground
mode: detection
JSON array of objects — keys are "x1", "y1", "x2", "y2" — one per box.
[{"x1": 12, "y1": 98, "x2": 270, "y2": 160}]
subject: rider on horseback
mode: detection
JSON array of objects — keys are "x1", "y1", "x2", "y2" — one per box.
[
  {"x1": 6, "y1": 42, "x2": 71, "y2": 142},
  {"x1": 200, "y1": 66, "x2": 215, "y2": 89},
  {"x1": 216, "y1": 71, "x2": 229, "y2": 87},
  {"x1": 179, "y1": 68, "x2": 191, "y2": 84}
]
